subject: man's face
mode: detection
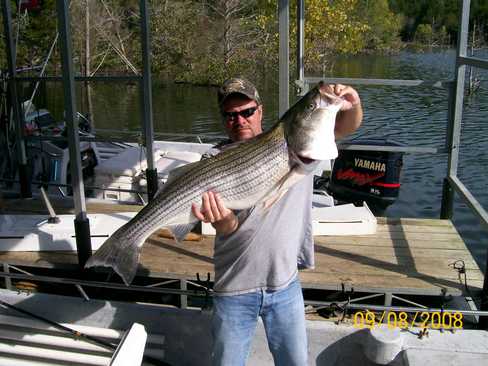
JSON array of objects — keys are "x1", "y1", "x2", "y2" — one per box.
[{"x1": 221, "y1": 95, "x2": 263, "y2": 142}]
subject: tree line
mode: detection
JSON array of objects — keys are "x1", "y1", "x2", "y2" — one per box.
[{"x1": 0, "y1": 0, "x2": 486, "y2": 85}]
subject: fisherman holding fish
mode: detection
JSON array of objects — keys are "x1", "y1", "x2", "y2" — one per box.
[
  {"x1": 86, "y1": 76, "x2": 362, "y2": 364},
  {"x1": 192, "y1": 78, "x2": 362, "y2": 366},
  {"x1": 85, "y1": 66, "x2": 363, "y2": 365}
]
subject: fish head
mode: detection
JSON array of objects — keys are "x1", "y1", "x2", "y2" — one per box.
[{"x1": 282, "y1": 81, "x2": 343, "y2": 163}]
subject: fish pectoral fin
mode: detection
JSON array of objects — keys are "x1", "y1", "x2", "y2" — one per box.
[
  {"x1": 263, "y1": 190, "x2": 288, "y2": 210},
  {"x1": 261, "y1": 167, "x2": 308, "y2": 211},
  {"x1": 167, "y1": 222, "x2": 197, "y2": 243}
]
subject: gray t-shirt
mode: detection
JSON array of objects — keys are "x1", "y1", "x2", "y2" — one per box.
[{"x1": 213, "y1": 171, "x2": 316, "y2": 296}]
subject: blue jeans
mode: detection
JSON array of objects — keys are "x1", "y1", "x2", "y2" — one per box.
[{"x1": 211, "y1": 277, "x2": 308, "y2": 366}]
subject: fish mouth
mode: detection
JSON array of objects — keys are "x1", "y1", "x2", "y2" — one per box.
[
  {"x1": 317, "y1": 82, "x2": 344, "y2": 108},
  {"x1": 296, "y1": 154, "x2": 316, "y2": 164}
]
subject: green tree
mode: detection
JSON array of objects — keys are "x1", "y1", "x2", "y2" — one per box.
[
  {"x1": 415, "y1": 23, "x2": 434, "y2": 45},
  {"x1": 388, "y1": 0, "x2": 488, "y2": 46},
  {"x1": 358, "y1": 0, "x2": 402, "y2": 51},
  {"x1": 10, "y1": 0, "x2": 58, "y2": 69},
  {"x1": 150, "y1": 1, "x2": 215, "y2": 83},
  {"x1": 303, "y1": 0, "x2": 369, "y2": 71}
]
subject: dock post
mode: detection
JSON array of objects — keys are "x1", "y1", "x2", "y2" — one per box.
[
  {"x1": 56, "y1": 0, "x2": 92, "y2": 266},
  {"x1": 146, "y1": 168, "x2": 159, "y2": 201},
  {"x1": 1, "y1": 1, "x2": 32, "y2": 198},
  {"x1": 440, "y1": 178, "x2": 454, "y2": 219},
  {"x1": 139, "y1": 0, "x2": 158, "y2": 202},
  {"x1": 74, "y1": 218, "x2": 92, "y2": 267},
  {"x1": 480, "y1": 249, "x2": 488, "y2": 330}
]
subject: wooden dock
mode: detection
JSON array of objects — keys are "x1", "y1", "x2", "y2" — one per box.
[{"x1": 0, "y1": 198, "x2": 484, "y2": 299}]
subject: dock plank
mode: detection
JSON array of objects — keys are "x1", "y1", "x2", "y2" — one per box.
[{"x1": 314, "y1": 236, "x2": 467, "y2": 249}]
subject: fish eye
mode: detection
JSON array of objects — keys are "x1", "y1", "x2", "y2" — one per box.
[{"x1": 308, "y1": 103, "x2": 315, "y2": 110}]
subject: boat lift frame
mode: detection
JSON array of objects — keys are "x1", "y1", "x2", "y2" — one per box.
[
  {"x1": 290, "y1": 0, "x2": 488, "y2": 230},
  {"x1": 288, "y1": 0, "x2": 488, "y2": 325},
  {"x1": 1, "y1": 0, "x2": 158, "y2": 267}
]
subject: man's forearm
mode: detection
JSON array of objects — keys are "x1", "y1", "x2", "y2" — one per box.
[{"x1": 335, "y1": 103, "x2": 363, "y2": 140}]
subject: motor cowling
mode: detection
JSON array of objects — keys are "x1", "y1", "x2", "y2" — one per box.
[{"x1": 328, "y1": 139, "x2": 404, "y2": 209}]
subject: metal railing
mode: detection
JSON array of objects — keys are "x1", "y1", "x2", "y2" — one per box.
[
  {"x1": 291, "y1": 0, "x2": 488, "y2": 231},
  {"x1": 289, "y1": 0, "x2": 488, "y2": 326}
]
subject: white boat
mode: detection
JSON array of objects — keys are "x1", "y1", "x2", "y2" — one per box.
[{"x1": 89, "y1": 139, "x2": 213, "y2": 203}]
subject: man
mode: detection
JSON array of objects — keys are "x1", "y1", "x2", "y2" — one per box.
[{"x1": 192, "y1": 78, "x2": 362, "y2": 366}]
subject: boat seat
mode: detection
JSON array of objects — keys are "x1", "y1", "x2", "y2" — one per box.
[
  {"x1": 95, "y1": 147, "x2": 163, "y2": 177},
  {"x1": 155, "y1": 150, "x2": 202, "y2": 179}
]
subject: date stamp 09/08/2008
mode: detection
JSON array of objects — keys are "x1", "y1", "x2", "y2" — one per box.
[{"x1": 353, "y1": 310, "x2": 464, "y2": 329}]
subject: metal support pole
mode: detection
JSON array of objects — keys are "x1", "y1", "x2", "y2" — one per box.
[
  {"x1": 446, "y1": 0, "x2": 469, "y2": 183},
  {"x1": 139, "y1": 0, "x2": 158, "y2": 201},
  {"x1": 278, "y1": 0, "x2": 289, "y2": 118},
  {"x1": 180, "y1": 279, "x2": 188, "y2": 309},
  {"x1": 56, "y1": 0, "x2": 92, "y2": 266},
  {"x1": 480, "y1": 248, "x2": 488, "y2": 329},
  {"x1": 3, "y1": 264, "x2": 12, "y2": 291},
  {"x1": 1, "y1": 1, "x2": 32, "y2": 198},
  {"x1": 441, "y1": 82, "x2": 455, "y2": 219},
  {"x1": 444, "y1": 82, "x2": 455, "y2": 152},
  {"x1": 452, "y1": 0, "x2": 488, "y2": 329},
  {"x1": 296, "y1": 0, "x2": 304, "y2": 82}
]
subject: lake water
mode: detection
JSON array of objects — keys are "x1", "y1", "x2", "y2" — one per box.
[{"x1": 43, "y1": 48, "x2": 488, "y2": 273}]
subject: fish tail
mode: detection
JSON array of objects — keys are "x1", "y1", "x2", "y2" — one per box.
[{"x1": 85, "y1": 229, "x2": 142, "y2": 286}]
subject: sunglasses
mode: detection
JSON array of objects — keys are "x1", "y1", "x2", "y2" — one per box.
[{"x1": 222, "y1": 106, "x2": 258, "y2": 121}]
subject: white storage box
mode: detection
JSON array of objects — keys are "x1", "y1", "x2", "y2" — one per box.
[{"x1": 202, "y1": 202, "x2": 376, "y2": 236}]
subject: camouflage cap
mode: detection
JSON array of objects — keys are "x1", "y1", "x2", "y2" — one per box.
[{"x1": 217, "y1": 78, "x2": 261, "y2": 109}]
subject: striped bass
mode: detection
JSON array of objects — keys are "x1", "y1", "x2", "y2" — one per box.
[{"x1": 85, "y1": 81, "x2": 343, "y2": 284}]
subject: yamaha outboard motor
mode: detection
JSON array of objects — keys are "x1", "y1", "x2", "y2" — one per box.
[{"x1": 328, "y1": 139, "x2": 404, "y2": 209}]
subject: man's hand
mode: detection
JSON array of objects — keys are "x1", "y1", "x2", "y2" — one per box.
[
  {"x1": 191, "y1": 191, "x2": 238, "y2": 235},
  {"x1": 323, "y1": 83, "x2": 363, "y2": 139},
  {"x1": 322, "y1": 83, "x2": 361, "y2": 111}
]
